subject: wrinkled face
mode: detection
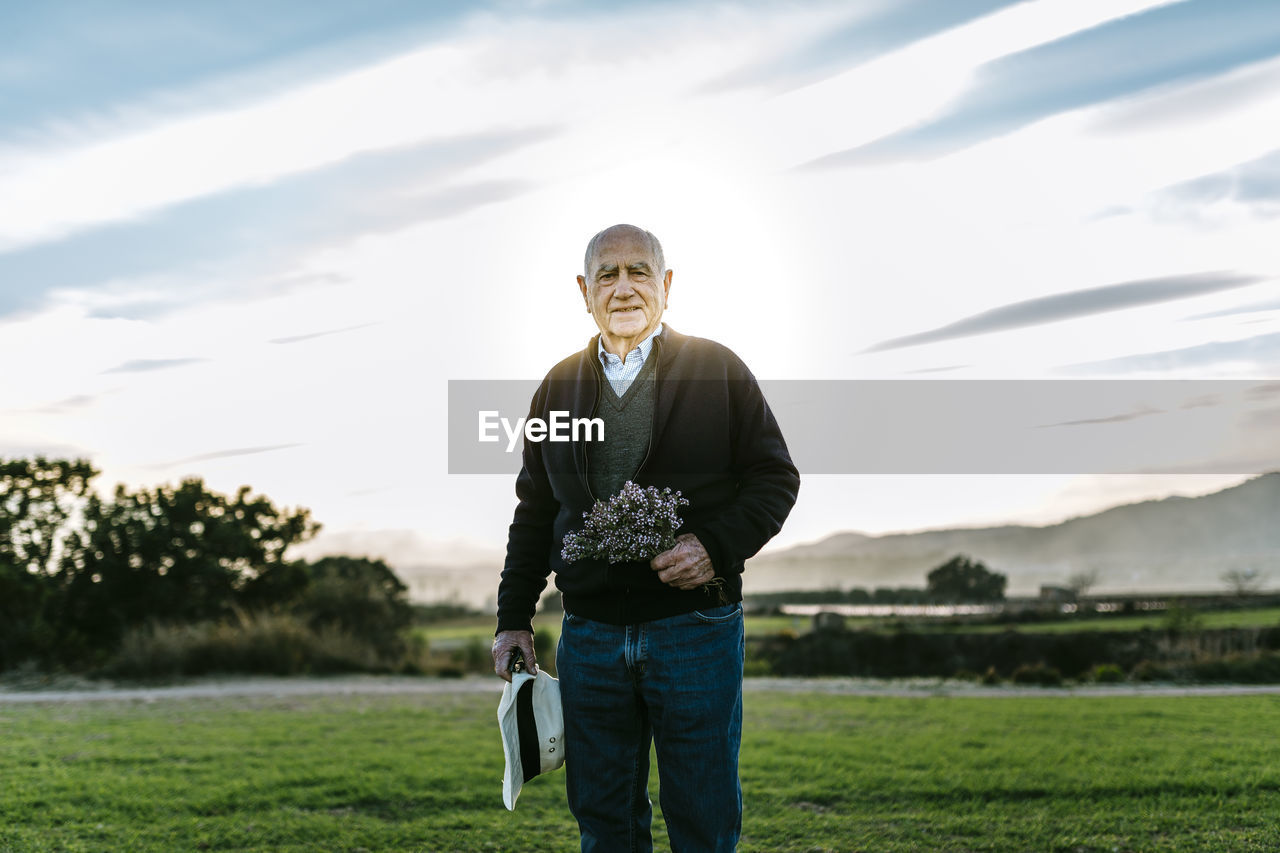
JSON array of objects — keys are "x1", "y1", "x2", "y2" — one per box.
[{"x1": 577, "y1": 229, "x2": 671, "y2": 347}]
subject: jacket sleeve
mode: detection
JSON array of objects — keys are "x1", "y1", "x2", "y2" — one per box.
[
  {"x1": 683, "y1": 362, "x2": 800, "y2": 577},
  {"x1": 494, "y1": 380, "x2": 558, "y2": 635}
]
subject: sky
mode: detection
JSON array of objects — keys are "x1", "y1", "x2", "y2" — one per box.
[{"x1": 1, "y1": 0, "x2": 1278, "y2": 582}]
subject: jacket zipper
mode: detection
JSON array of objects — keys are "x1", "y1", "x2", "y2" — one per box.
[
  {"x1": 584, "y1": 333, "x2": 664, "y2": 497},
  {"x1": 587, "y1": 332, "x2": 665, "y2": 600},
  {"x1": 582, "y1": 342, "x2": 603, "y2": 504},
  {"x1": 631, "y1": 334, "x2": 661, "y2": 482}
]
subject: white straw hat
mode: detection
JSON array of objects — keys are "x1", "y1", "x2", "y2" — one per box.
[{"x1": 497, "y1": 669, "x2": 565, "y2": 810}]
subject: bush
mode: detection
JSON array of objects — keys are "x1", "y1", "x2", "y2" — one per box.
[
  {"x1": 0, "y1": 563, "x2": 60, "y2": 671},
  {"x1": 458, "y1": 638, "x2": 492, "y2": 674},
  {"x1": 1131, "y1": 659, "x2": 1175, "y2": 682},
  {"x1": 410, "y1": 602, "x2": 483, "y2": 624},
  {"x1": 1188, "y1": 652, "x2": 1280, "y2": 684},
  {"x1": 752, "y1": 624, "x2": 1280, "y2": 681},
  {"x1": 1090, "y1": 663, "x2": 1126, "y2": 683},
  {"x1": 1162, "y1": 602, "x2": 1205, "y2": 635},
  {"x1": 980, "y1": 666, "x2": 1001, "y2": 685},
  {"x1": 399, "y1": 632, "x2": 430, "y2": 675},
  {"x1": 101, "y1": 610, "x2": 396, "y2": 679},
  {"x1": 292, "y1": 557, "x2": 412, "y2": 659},
  {"x1": 1011, "y1": 662, "x2": 1063, "y2": 686},
  {"x1": 744, "y1": 657, "x2": 773, "y2": 677},
  {"x1": 533, "y1": 630, "x2": 557, "y2": 676}
]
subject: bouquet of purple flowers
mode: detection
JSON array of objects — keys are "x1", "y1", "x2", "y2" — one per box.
[{"x1": 561, "y1": 481, "x2": 690, "y2": 564}]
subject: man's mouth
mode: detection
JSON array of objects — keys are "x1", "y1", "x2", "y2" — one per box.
[{"x1": 612, "y1": 307, "x2": 642, "y2": 314}]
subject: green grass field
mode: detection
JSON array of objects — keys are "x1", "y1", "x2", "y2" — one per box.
[
  {"x1": 3, "y1": 688, "x2": 1279, "y2": 852},
  {"x1": 747, "y1": 607, "x2": 1280, "y2": 636}
]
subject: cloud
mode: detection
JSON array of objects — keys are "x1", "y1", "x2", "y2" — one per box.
[
  {"x1": 1, "y1": 0, "x2": 1181, "y2": 252},
  {"x1": 1063, "y1": 331, "x2": 1280, "y2": 374},
  {"x1": 18, "y1": 393, "x2": 102, "y2": 415},
  {"x1": 1036, "y1": 405, "x2": 1165, "y2": 428},
  {"x1": 1088, "y1": 51, "x2": 1280, "y2": 135},
  {"x1": 0, "y1": 440, "x2": 94, "y2": 460},
  {"x1": 903, "y1": 365, "x2": 969, "y2": 374},
  {"x1": 156, "y1": 443, "x2": 305, "y2": 467},
  {"x1": 0, "y1": 2, "x2": 481, "y2": 144},
  {"x1": 269, "y1": 322, "x2": 380, "y2": 345},
  {"x1": 83, "y1": 272, "x2": 354, "y2": 322},
  {"x1": 865, "y1": 272, "x2": 1262, "y2": 352},
  {"x1": 1146, "y1": 146, "x2": 1280, "y2": 222},
  {"x1": 1185, "y1": 294, "x2": 1280, "y2": 321},
  {"x1": 1180, "y1": 394, "x2": 1222, "y2": 410},
  {"x1": 0, "y1": 129, "x2": 548, "y2": 319},
  {"x1": 101, "y1": 358, "x2": 208, "y2": 374},
  {"x1": 0, "y1": 21, "x2": 565, "y2": 253},
  {"x1": 1245, "y1": 381, "x2": 1280, "y2": 401},
  {"x1": 803, "y1": 0, "x2": 1280, "y2": 169},
  {"x1": 702, "y1": 0, "x2": 1018, "y2": 94}
]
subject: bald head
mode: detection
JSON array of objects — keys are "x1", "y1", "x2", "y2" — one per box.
[{"x1": 584, "y1": 224, "x2": 666, "y2": 278}]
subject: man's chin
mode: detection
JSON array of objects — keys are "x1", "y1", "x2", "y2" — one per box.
[{"x1": 609, "y1": 318, "x2": 648, "y2": 337}]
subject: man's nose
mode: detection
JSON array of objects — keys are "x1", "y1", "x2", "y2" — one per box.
[{"x1": 614, "y1": 274, "x2": 636, "y2": 295}]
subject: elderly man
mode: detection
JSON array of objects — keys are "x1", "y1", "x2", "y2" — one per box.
[{"x1": 492, "y1": 224, "x2": 799, "y2": 852}]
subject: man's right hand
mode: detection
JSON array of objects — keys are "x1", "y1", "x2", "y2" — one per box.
[{"x1": 492, "y1": 629, "x2": 538, "y2": 682}]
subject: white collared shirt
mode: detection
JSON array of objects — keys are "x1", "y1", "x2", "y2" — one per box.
[{"x1": 597, "y1": 323, "x2": 664, "y2": 396}]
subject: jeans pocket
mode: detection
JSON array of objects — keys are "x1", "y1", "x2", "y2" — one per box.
[{"x1": 691, "y1": 602, "x2": 742, "y2": 624}]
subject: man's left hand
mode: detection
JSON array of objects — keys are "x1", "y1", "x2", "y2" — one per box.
[{"x1": 650, "y1": 533, "x2": 714, "y2": 590}]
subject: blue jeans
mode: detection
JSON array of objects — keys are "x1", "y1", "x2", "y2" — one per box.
[{"x1": 557, "y1": 602, "x2": 744, "y2": 853}]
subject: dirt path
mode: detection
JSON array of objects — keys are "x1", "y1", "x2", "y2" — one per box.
[{"x1": 3, "y1": 674, "x2": 1280, "y2": 704}]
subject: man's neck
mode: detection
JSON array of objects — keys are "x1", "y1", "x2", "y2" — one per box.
[{"x1": 599, "y1": 322, "x2": 662, "y2": 363}]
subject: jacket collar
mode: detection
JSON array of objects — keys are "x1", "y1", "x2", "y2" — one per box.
[{"x1": 587, "y1": 323, "x2": 683, "y2": 370}]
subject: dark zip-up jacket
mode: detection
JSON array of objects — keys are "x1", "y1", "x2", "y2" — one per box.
[{"x1": 496, "y1": 325, "x2": 800, "y2": 633}]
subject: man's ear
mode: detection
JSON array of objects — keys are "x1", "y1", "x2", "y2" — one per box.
[
  {"x1": 662, "y1": 269, "x2": 673, "y2": 304},
  {"x1": 577, "y1": 275, "x2": 589, "y2": 309}
]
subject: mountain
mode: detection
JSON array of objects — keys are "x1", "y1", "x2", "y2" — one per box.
[{"x1": 745, "y1": 473, "x2": 1280, "y2": 595}]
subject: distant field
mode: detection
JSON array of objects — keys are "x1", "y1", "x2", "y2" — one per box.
[
  {"x1": 418, "y1": 606, "x2": 1280, "y2": 650},
  {"x1": 3, "y1": 689, "x2": 1279, "y2": 851},
  {"x1": 748, "y1": 606, "x2": 1280, "y2": 636},
  {"x1": 414, "y1": 614, "x2": 802, "y2": 650},
  {"x1": 412, "y1": 614, "x2": 802, "y2": 651},
  {"x1": 955, "y1": 605, "x2": 1280, "y2": 634}
]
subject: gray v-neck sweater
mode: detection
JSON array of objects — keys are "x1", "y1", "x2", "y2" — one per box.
[{"x1": 587, "y1": 351, "x2": 658, "y2": 500}]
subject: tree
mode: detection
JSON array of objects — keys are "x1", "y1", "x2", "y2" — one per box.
[
  {"x1": 239, "y1": 558, "x2": 312, "y2": 612},
  {"x1": 926, "y1": 555, "x2": 1007, "y2": 603},
  {"x1": 291, "y1": 556, "x2": 412, "y2": 658},
  {"x1": 52, "y1": 477, "x2": 319, "y2": 660},
  {"x1": 1221, "y1": 567, "x2": 1266, "y2": 597},
  {"x1": 0, "y1": 561, "x2": 55, "y2": 669},
  {"x1": 1, "y1": 456, "x2": 98, "y2": 574},
  {"x1": 0, "y1": 457, "x2": 98, "y2": 669},
  {"x1": 1066, "y1": 567, "x2": 1101, "y2": 599}
]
